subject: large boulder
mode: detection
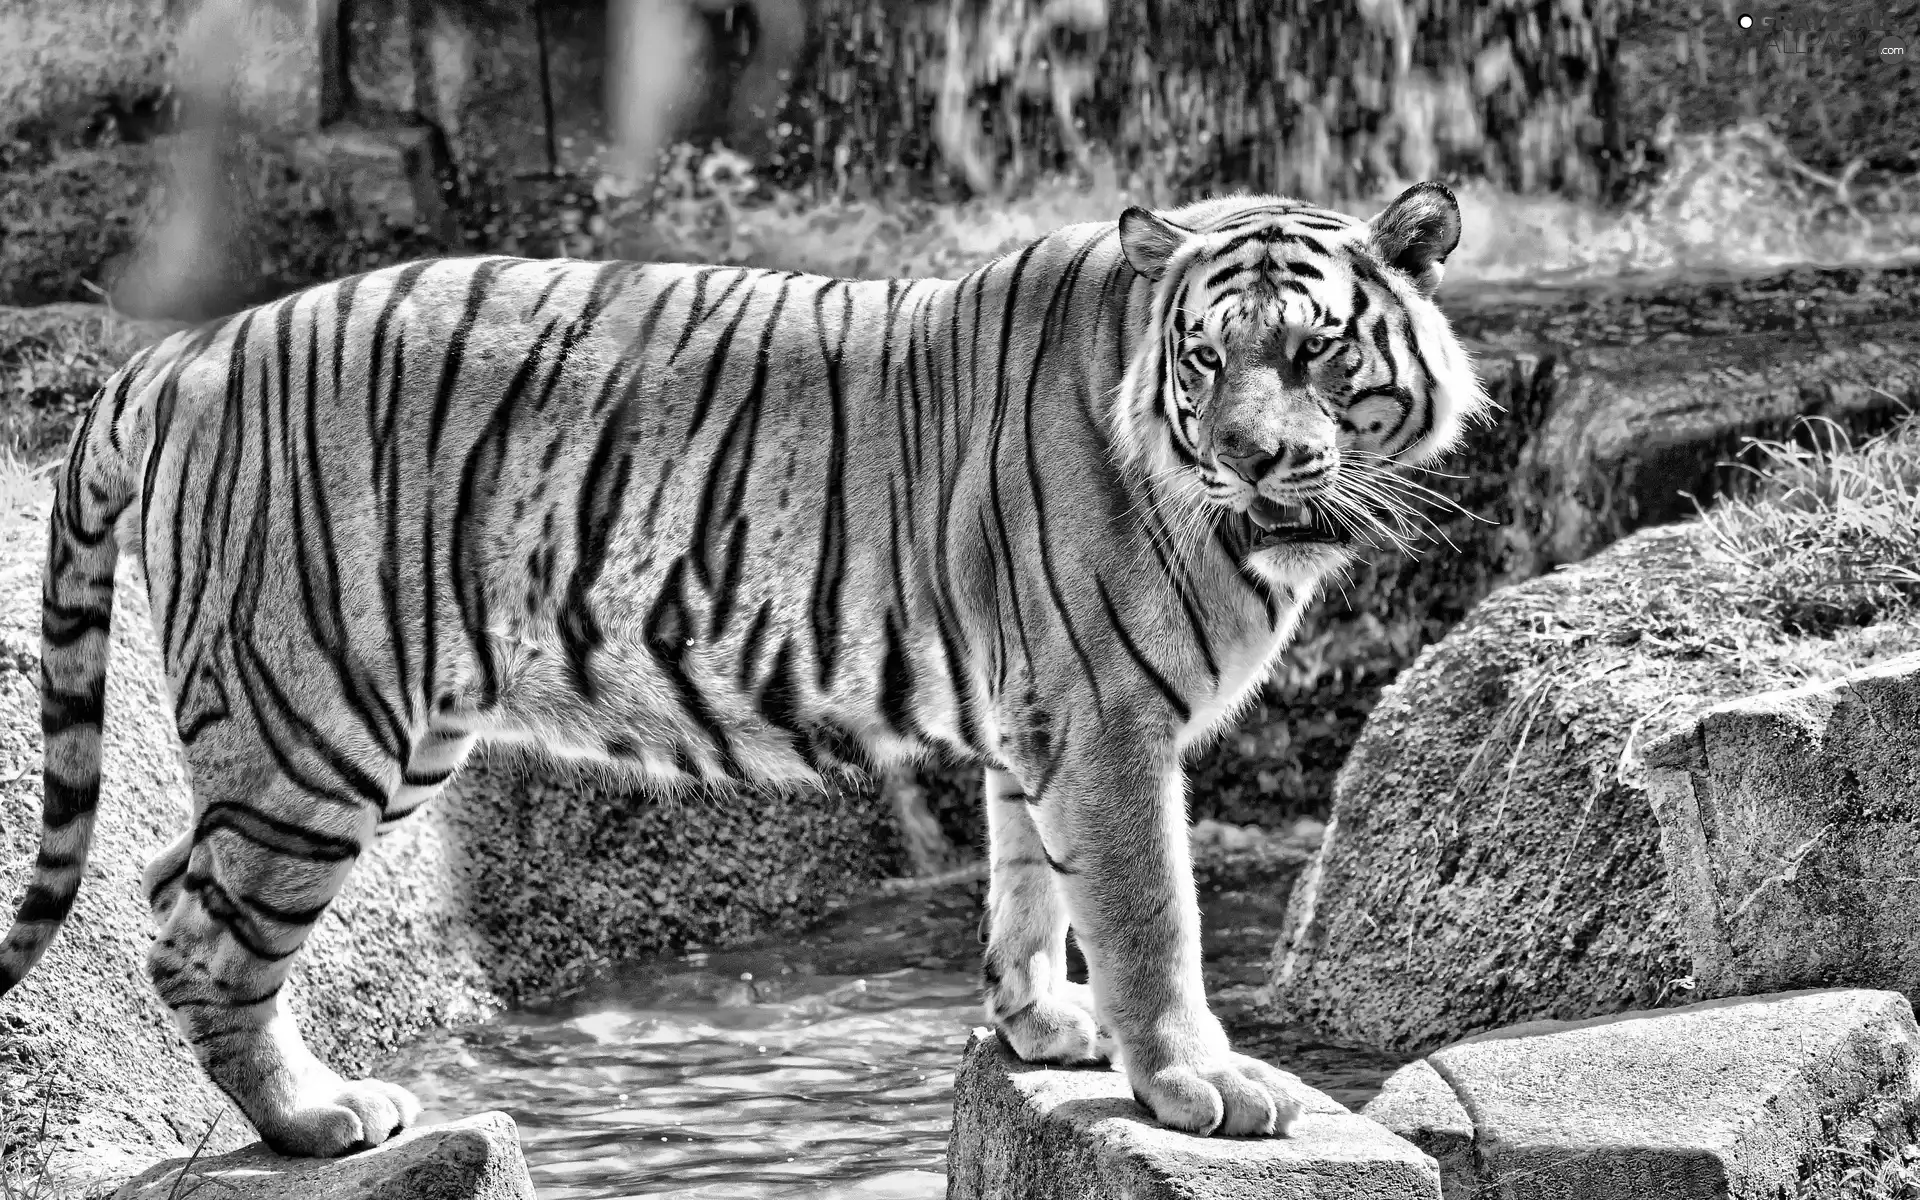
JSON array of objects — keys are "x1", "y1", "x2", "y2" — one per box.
[
  {"x1": 0, "y1": 485, "x2": 906, "y2": 1181},
  {"x1": 1267, "y1": 517, "x2": 1920, "y2": 1052},
  {"x1": 1646, "y1": 652, "x2": 1920, "y2": 1002},
  {"x1": 1362, "y1": 989, "x2": 1920, "y2": 1200}
]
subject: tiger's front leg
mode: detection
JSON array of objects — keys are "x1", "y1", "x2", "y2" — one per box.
[
  {"x1": 980, "y1": 766, "x2": 1112, "y2": 1065},
  {"x1": 1003, "y1": 743, "x2": 1304, "y2": 1138}
]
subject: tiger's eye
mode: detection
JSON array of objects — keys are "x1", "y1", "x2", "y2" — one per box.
[
  {"x1": 1303, "y1": 336, "x2": 1329, "y2": 356},
  {"x1": 1185, "y1": 345, "x2": 1222, "y2": 373}
]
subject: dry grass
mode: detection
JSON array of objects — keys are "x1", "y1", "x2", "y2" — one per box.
[
  {"x1": 0, "y1": 1064, "x2": 71, "y2": 1200},
  {"x1": 2, "y1": 1059, "x2": 230, "y2": 1200},
  {"x1": 0, "y1": 452, "x2": 54, "y2": 536},
  {"x1": 0, "y1": 304, "x2": 178, "y2": 466},
  {"x1": 1798, "y1": 1138, "x2": 1920, "y2": 1200},
  {"x1": 1488, "y1": 410, "x2": 1920, "y2": 718},
  {"x1": 1701, "y1": 414, "x2": 1920, "y2": 639}
]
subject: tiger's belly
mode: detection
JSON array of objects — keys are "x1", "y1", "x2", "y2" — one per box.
[{"x1": 431, "y1": 619, "x2": 932, "y2": 797}]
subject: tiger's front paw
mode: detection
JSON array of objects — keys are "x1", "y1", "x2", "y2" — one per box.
[
  {"x1": 1130, "y1": 1050, "x2": 1305, "y2": 1138},
  {"x1": 996, "y1": 981, "x2": 1114, "y2": 1066},
  {"x1": 252, "y1": 1069, "x2": 423, "y2": 1157}
]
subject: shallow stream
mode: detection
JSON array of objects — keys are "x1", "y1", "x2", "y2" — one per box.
[{"x1": 381, "y1": 829, "x2": 1412, "y2": 1199}]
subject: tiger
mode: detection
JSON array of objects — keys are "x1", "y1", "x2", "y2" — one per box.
[{"x1": 0, "y1": 182, "x2": 1486, "y2": 1157}]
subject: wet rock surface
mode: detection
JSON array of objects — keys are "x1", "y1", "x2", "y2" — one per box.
[
  {"x1": 1362, "y1": 989, "x2": 1920, "y2": 1200},
  {"x1": 110, "y1": 1112, "x2": 535, "y2": 1200},
  {"x1": 1647, "y1": 651, "x2": 1920, "y2": 1002},
  {"x1": 946, "y1": 1030, "x2": 1441, "y2": 1200}
]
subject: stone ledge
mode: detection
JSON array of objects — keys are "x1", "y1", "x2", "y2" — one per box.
[
  {"x1": 946, "y1": 1029, "x2": 1441, "y2": 1200},
  {"x1": 109, "y1": 1111, "x2": 535, "y2": 1200},
  {"x1": 1645, "y1": 651, "x2": 1920, "y2": 1001},
  {"x1": 1361, "y1": 989, "x2": 1920, "y2": 1200}
]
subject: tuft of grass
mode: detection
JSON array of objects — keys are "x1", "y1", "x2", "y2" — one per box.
[
  {"x1": 2, "y1": 1063, "x2": 231, "y2": 1200},
  {"x1": 1797, "y1": 1138, "x2": 1920, "y2": 1200},
  {"x1": 0, "y1": 1063, "x2": 71, "y2": 1200},
  {"x1": 0, "y1": 451, "x2": 57, "y2": 534},
  {"x1": 156, "y1": 1116, "x2": 231, "y2": 1200},
  {"x1": 1700, "y1": 414, "x2": 1920, "y2": 638},
  {"x1": 0, "y1": 303, "x2": 177, "y2": 466},
  {"x1": 1464, "y1": 413, "x2": 1920, "y2": 783}
]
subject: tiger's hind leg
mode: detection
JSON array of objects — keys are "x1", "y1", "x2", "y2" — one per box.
[
  {"x1": 979, "y1": 766, "x2": 1112, "y2": 1065},
  {"x1": 147, "y1": 728, "x2": 420, "y2": 1157}
]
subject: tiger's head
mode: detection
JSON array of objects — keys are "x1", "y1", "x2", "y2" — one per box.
[{"x1": 1112, "y1": 183, "x2": 1489, "y2": 564}]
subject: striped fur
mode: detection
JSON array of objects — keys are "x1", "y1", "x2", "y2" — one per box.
[{"x1": 0, "y1": 184, "x2": 1487, "y2": 1153}]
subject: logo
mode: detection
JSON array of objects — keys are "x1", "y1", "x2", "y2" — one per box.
[{"x1": 1736, "y1": 6, "x2": 1910, "y2": 62}]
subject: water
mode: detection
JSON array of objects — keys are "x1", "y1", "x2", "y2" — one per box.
[
  {"x1": 389, "y1": 956, "x2": 971, "y2": 1199},
  {"x1": 381, "y1": 829, "x2": 1413, "y2": 1199}
]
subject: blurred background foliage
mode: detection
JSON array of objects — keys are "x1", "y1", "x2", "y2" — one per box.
[{"x1": 0, "y1": 0, "x2": 1912, "y2": 316}]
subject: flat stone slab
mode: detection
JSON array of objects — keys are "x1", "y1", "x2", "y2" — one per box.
[
  {"x1": 1362, "y1": 988, "x2": 1920, "y2": 1199},
  {"x1": 1645, "y1": 652, "x2": 1920, "y2": 999},
  {"x1": 111, "y1": 1111, "x2": 535, "y2": 1200},
  {"x1": 947, "y1": 1029, "x2": 1440, "y2": 1199}
]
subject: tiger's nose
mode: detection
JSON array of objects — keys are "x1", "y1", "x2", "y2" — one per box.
[{"x1": 1215, "y1": 430, "x2": 1326, "y2": 482}]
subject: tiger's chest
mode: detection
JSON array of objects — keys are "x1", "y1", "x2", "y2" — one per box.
[{"x1": 1171, "y1": 551, "x2": 1328, "y2": 755}]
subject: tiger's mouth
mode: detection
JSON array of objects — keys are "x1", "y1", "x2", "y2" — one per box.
[{"x1": 1245, "y1": 498, "x2": 1345, "y2": 550}]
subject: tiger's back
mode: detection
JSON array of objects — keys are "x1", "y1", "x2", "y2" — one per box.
[
  {"x1": 138, "y1": 244, "x2": 1185, "y2": 797},
  {"x1": 2, "y1": 186, "x2": 1487, "y2": 1157}
]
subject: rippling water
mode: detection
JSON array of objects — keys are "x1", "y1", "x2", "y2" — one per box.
[
  {"x1": 389, "y1": 954, "x2": 972, "y2": 1199},
  {"x1": 382, "y1": 839, "x2": 1408, "y2": 1199}
]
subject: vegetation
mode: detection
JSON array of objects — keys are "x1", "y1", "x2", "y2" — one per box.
[
  {"x1": 1481, "y1": 414, "x2": 1920, "y2": 725},
  {"x1": 1703, "y1": 414, "x2": 1920, "y2": 638},
  {"x1": 1797, "y1": 1133, "x2": 1920, "y2": 1200},
  {"x1": 0, "y1": 305, "x2": 177, "y2": 466},
  {"x1": 0, "y1": 1063, "x2": 69, "y2": 1200}
]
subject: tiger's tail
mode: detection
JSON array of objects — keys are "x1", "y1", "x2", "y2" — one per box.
[{"x1": 0, "y1": 364, "x2": 146, "y2": 997}]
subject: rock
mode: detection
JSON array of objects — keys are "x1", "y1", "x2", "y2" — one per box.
[
  {"x1": 1355, "y1": 1060, "x2": 1476, "y2": 1198},
  {"x1": 1266, "y1": 519, "x2": 1920, "y2": 1052},
  {"x1": 1361, "y1": 989, "x2": 1920, "y2": 1200},
  {"x1": 1645, "y1": 651, "x2": 1920, "y2": 1001},
  {"x1": 945, "y1": 1029, "x2": 1441, "y2": 1200},
  {"x1": 1451, "y1": 269, "x2": 1920, "y2": 575},
  {"x1": 110, "y1": 1112, "x2": 535, "y2": 1200}
]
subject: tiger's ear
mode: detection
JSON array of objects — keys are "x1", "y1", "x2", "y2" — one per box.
[
  {"x1": 1118, "y1": 207, "x2": 1193, "y2": 281},
  {"x1": 1368, "y1": 182, "x2": 1461, "y2": 299}
]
